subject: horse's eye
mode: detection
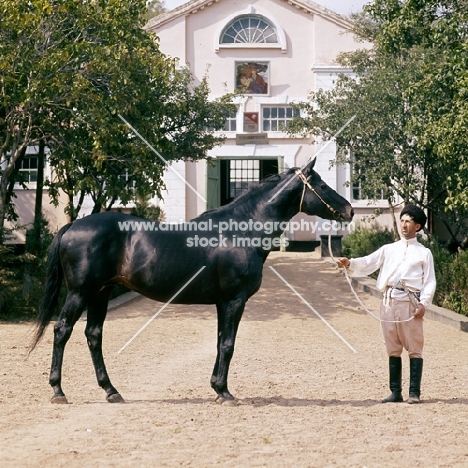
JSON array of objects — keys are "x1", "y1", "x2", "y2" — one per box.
[{"x1": 320, "y1": 182, "x2": 327, "y2": 189}]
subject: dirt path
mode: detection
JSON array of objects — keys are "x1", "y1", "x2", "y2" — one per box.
[{"x1": 2, "y1": 251, "x2": 468, "y2": 467}]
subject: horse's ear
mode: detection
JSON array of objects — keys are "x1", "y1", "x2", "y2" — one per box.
[{"x1": 303, "y1": 157, "x2": 317, "y2": 174}]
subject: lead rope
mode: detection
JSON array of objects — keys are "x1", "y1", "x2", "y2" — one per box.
[{"x1": 327, "y1": 233, "x2": 414, "y2": 323}]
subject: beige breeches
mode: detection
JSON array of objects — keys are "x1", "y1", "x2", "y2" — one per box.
[{"x1": 380, "y1": 298, "x2": 424, "y2": 359}]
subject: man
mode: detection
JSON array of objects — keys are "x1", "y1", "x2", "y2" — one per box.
[{"x1": 337, "y1": 205, "x2": 436, "y2": 404}]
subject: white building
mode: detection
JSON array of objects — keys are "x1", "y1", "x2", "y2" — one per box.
[{"x1": 146, "y1": 0, "x2": 390, "y2": 243}]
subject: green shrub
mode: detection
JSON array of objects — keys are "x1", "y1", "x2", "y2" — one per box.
[
  {"x1": 420, "y1": 237, "x2": 468, "y2": 315},
  {"x1": 0, "y1": 214, "x2": 57, "y2": 321},
  {"x1": 342, "y1": 221, "x2": 395, "y2": 259},
  {"x1": 0, "y1": 245, "x2": 18, "y2": 317},
  {"x1": 130, "y1": 195, "x2": 165, "y2": 221},
  {"x1": 420, "y1": 238, "x2": 453, "y2": 309},
  {"x1": 441, "y1": 249, "x2": 468, "y2": 316}
]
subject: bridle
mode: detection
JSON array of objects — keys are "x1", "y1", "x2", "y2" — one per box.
[{"x1": 295, "y1": 169, "x2": 343, "y2": 220}]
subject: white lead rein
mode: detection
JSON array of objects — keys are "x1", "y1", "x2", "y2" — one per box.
[{"x1": 327, "y1": 233, "x2": 414, "y2": 323}]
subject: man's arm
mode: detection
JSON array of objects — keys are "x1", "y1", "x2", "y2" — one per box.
[
  {"x1": 417, "y1": 250, "x2": 437, "y2": 312},
  {"x1": 336, "y1": 247, "x2": 386, "y2": 278}
]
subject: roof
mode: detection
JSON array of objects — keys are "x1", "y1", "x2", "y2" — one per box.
[{"x1": 145, "y1": 0, "x2": 353, "y2": 31}]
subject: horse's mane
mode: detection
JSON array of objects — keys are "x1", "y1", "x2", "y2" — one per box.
[
  {"x1": 231, "y1": 168, "x2": 297, "y2": 202},
  {"x1": 197, "y1": 168, "x2": 297, "y2": 219}
]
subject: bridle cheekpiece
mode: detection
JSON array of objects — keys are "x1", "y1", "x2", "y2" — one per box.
[{"x1": 295, "y1": 169, "x2": 342, "y2": 220}]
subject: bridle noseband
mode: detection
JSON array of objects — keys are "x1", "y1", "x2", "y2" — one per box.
[{"x1": 295, "y1": 169, "x2": 343, "y2": 220}]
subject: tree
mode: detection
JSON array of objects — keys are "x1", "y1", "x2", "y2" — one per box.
[
  {"x1": 0, "y1": 0, "x2": 234, "y2": 231},
  {"x1": 287, "y1": 0, "x2": 468, "y2": 243},
  {"x1": 145, "y1": 0, "x2": 166, "y2": 21},
  {"x1": 288, "y1": 47, "x2": 429, "y2": 233},
  {"x1": 46, "y1": 65, "x2": 233, "y2": 219},
  {"x1": 363, "y1": 0, "x2": 468, "y2": 239},
  {"x1": 0, "y1": 1, "x2": 42, "y2": 236}
]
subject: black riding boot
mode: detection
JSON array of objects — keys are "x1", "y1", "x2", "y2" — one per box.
[
  {"x1": 381, "y1": 356, "x2": 403, "y2": 403},
  {"x1": 407, "y1": 358, "x2": 423, "y2": 404}
]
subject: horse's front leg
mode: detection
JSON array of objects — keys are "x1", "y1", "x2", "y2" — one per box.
[
  {"x1": 49, "y1": 292, "x2": 87, "y2": 403},
  {"x1": 85, "y1": 290, "x2": 124, "y2": 403},
  {"x1": 211, "y1": 293, "x2": 246, "y2": 406}
]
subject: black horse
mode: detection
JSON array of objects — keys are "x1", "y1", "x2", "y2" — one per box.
[{"x1": 31, "y1": 158, "x2": 353, "y2": 405}]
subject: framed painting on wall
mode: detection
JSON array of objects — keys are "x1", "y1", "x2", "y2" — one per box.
[{"x1": 235, "y1": 61, "x2": 269, "y2": 95}]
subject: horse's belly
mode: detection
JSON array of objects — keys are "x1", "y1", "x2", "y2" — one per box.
[
  {"x1": 124, "y1": 262, "x2": 262, "y2": 306},
  {"x1": 125, "y1": 267, "x2": 219, "y2": 305}
]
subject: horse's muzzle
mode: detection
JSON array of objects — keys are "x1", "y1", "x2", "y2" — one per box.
[{"x1": 341, "y1": 206, "x2": 354, "y2": 222}]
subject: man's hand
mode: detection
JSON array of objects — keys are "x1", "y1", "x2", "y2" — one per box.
[
  {"x1": 336, "y1": 257, "x2": 350, "y2": 269},
  {"x1": 414, "y1": 303, "x2": 425, "y2": 319}
]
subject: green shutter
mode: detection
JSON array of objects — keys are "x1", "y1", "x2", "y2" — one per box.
[
  {"x1": 277, "y1": 156, "x2": 284, "y2": 174},
  {"x1": 206, "y1": 159, "x2": 220, "y2": 210}
]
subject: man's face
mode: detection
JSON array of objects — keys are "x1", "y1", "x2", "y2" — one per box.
[{"x1": 400, "y1": 214, "x2": 420, "y2": 240}]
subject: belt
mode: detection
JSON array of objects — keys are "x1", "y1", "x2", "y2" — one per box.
[
  {"x1": 384, "y1": 286, "x2": 421, "y2": 305},
  {"x1": 384, "y1": 286, "x2": 404, "y2": 301}
]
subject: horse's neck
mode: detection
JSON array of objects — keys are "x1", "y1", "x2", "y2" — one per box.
[
  {"x1": 193, "y1": 177, "x2": 302, "y2": 236},
  {"x1": 227, "y1": 188, "x2": 300, "y2": 234}
]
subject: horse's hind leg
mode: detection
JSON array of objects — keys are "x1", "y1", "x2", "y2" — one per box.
[
  {"x1": 210, "y1": 294, "x2": 246, "y2": 406},
  {"x1": 85, "y1": 289, "x2": 124, "y2": 403},
  {"x1": 50, "y1": 292, "x2": 87, "y2": 403}
]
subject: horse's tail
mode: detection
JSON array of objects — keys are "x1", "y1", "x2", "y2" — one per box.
[{"x1": 29, "y1": 222, "x2": 73, "y2": 352}]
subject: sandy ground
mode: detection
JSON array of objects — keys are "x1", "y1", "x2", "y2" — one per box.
[{"x1": 2, "y1": 251, "x2": 468, "y2": 467}]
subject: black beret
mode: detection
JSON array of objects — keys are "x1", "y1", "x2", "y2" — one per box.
[{"x1": 400, "y1": 204, "x2": 426, "y2": 231}]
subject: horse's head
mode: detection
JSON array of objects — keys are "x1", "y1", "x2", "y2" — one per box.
[{"x1": 295, "y1": 158, "x2": 354, "y2": 222}]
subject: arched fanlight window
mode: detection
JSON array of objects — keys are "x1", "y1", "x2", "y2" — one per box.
[
  {"x1": 220, "y1": 15, "x2": 278, "y2": 45},
  {"x1": 215, "y1": 9, "x2": 287, "y2": 53}
]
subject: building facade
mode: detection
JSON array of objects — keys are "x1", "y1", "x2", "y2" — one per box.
[{"x1": 146, "y1": 0, "x2": 391, "y2": 242}]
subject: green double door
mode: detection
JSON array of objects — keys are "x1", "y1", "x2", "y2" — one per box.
[{"x1": 206, "y1": 157, "x2": 284, "y2": 210}]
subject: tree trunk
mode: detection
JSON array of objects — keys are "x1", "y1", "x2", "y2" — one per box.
[
  {"x1": 0, "y1": 147, "x2": 27, "y2": 241},
  {"x1": 0, "y1": 187, "x2": 7, "y2": 242},
  {"x1": 31, "y1": 140, "x2": 45, "y2": 243},
  {"x1": 388, "y1": 199, "x2": 399, "y2": 241},
  {"x1": 23, "y1": 142, "x2": 46, "y2": 299},
  {"x1": 0, "y1": 162, "x2": 18, "y2": 240}
]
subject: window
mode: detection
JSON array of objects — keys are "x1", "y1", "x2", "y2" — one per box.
[
  {"x1": 119, "y1": 170, "x2": 136, "y2": 191},
  {"x1": 17, "y1": 155, "x2": 38, "y2": 184},
  {"x1": 220, "y1": 16, "x2": 278, "y2": 44},
  {"x1": 262, "y1": 106, "x2": 300, "y2": 132},
  {"x1": 220, "y1": 159, "x2": 279, "y2": 205},
  {"x1": 13, "y1": 145, "x2": 50, "y2": 188},
  {"x1": 223, "y1": 111, "x2": 237, "y2": 132},
  {"x1": 229, "y1": 159, "x2": 259, "y2": 199},
  {"x1": 216, "y1": 9, "x2": 287, "y2": 53},
  {"x1": 351, "y1": 160, "x2": 387, "y2": 201}
]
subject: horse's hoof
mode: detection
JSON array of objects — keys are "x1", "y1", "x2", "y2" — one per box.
[
  {"x1": 107, "y1": 393, "x2": 125, "y2": 403},
  {"x1": 51, "y1": 395, "x2": 69, "y2": 404},
  {"x1": 215, "y1": 396, "x2": 238, "y2": 406}
]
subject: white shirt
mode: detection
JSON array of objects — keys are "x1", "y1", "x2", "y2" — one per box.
[{"x1": 348, "y1": 238, "x2": 436, "y2": 308}]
